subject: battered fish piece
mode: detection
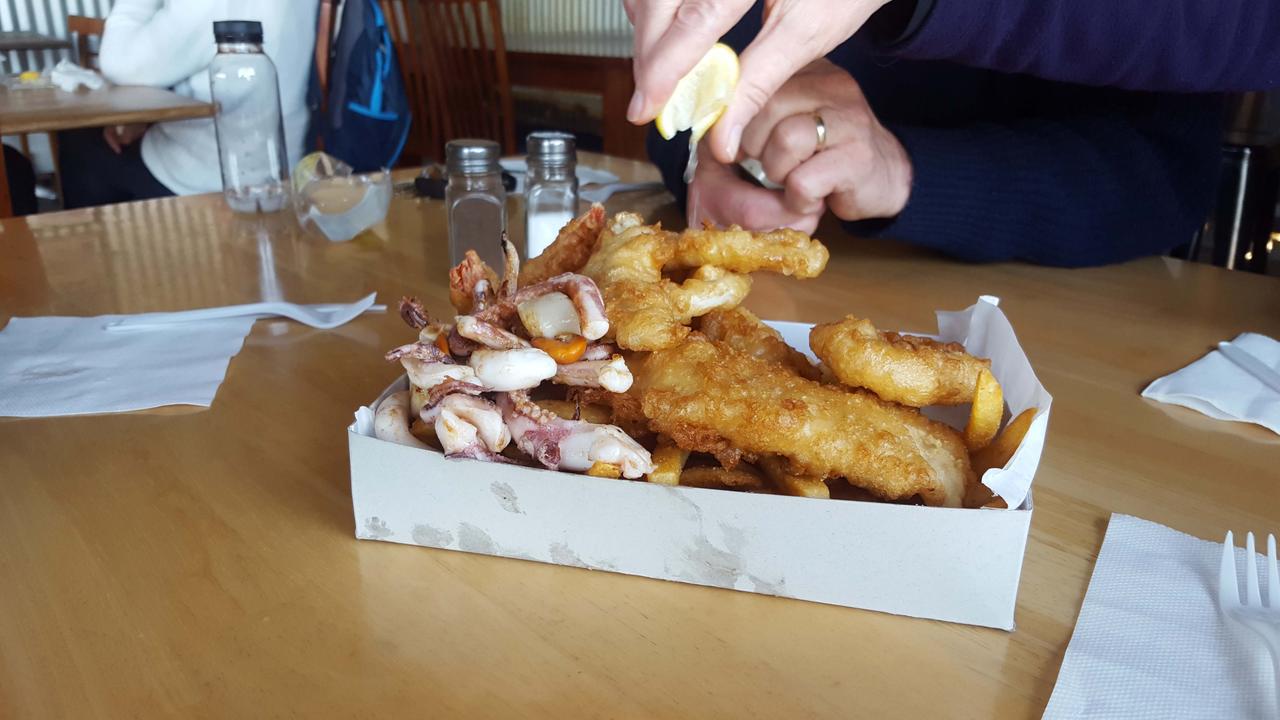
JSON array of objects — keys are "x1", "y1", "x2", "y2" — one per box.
[
  {"x1": 810, "y1": 316, "x2": 990, "y2": 407},
  {"x1": 699, "y1": 307, "x2": 820, "y2": 380},
  {"x1": 519, "y1": 203, "x2": 606, "y2": 286},
  {"x1": 633, "y1": 336, "x2": 974, "y2": 507}
]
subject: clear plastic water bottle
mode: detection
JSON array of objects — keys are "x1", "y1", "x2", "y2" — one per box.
[
  {"x1": 524, "y1": 131, "x2": 578, "y2": 259},
  {"x1": 446, "y1": 139, "x2": 507, "y2": 270},
  {"x1": 209, "y1": 20, "x2": 289, "y2": 213}
]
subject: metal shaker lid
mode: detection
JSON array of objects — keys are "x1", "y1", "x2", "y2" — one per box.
[
  {"x1": 445, "y1": 139, "x2": 501, "y2": 175},
  {"x1": 526, "y1": 131, "x2": 576, "y2": 167}
]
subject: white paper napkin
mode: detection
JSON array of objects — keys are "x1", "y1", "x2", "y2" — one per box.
[
  {"x1": 49, "y1": 59, "x2": 105, "y2": 92},
  {"x1": 0, "y1": 315, "x2": 254, "y2": 417},
  {"x1": 1044, "y1": 513, "x2": 1278, "y2": 719},
  {"x1": 1143, "y1": 333, "x2": 1280, "y2": 435}
]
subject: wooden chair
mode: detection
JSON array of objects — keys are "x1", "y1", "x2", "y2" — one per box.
[
  {"x1": 66, "y1": 15, "x2": 106, "y2": 70},
  {"x1": 380, "y1": 0, "x2": 516, "y2": 162}
]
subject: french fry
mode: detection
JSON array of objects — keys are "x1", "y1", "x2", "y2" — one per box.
[
  {"x1": 963, "y1": 368, "x2": 1004, "y2": 451},
  {"x1": 586, "y1": 461, "x2": 623, "y2": 478},
  {"x1": 408, "y1": 418, "x2": 439, "y2": 447},
  {"x1": 679, "y1": 464, "x2": 768, "y2": 492},
  {"x1": 970, "y1": 407, "x2": 1037, "y2": 476},
  {"x1": 536, "y1": 399, "x2": 612, "y2": 425},
  {"x1": 758, "y1": 455, "x2": 829, "y2": 499},
  {"x1": 646, "y1": 438, "x2": 689, "y2": 485}
]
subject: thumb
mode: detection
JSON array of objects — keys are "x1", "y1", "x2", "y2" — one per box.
[{"x1": 708, "y1": 29, "x2": 810, "y2": 163}]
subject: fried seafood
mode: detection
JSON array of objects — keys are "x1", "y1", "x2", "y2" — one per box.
[
  {"x1": 448, "y1": 250, "x2": 498, "y2": 314},
  {"x1": 672, "y1": 223, "x2": 829, "y2": 277},
  {"x1": 580, "y1": 213, "x2": 828, "y2": 351},
  {"x1": 519, "y1": 202, "x2": 607, "y2": 285},
  {"x1": 498, "y1": 390, "x2": 654, "y2": 479},
  {"x1": 809, "y1": 316, "x2": 990, "y2": 407},
  {"x1": 633, "y1": 335, "x2": 974, "y2": 507},
  {"x1": 699, "y1": 307, "x2": 820, "y2": 380}
]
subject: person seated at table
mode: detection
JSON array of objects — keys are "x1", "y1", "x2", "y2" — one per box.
[
  {"x1": 57, "y1": 0, "x2": 318, "y2": 209},
  {"x1": 3, "y1": 145, "x2": 39, "y2": 216},
  {"x1": 647, "y1": 3, "x2": 1223, "y2": 267}
]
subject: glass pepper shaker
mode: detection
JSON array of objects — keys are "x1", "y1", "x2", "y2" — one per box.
[
  {"x1": 445, "y1": 139, "x2": 507, "y2": 270},
  {"x1": 524, "y1": 131, "x2": 578, "y2": 259}
]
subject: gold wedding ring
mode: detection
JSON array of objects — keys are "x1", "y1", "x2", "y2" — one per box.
[{"x1": 814, "y1": 112, "x2": 828, "y2": 151}]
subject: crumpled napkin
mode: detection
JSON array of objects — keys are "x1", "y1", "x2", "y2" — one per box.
[
  {"x1": 1142, "y1": 333, "x2": 1280, "y2": 435},
  {"x1": 0, "y1": 315, "x2": 254, "y2": 417},
  {"x1": 49, "y1": 59, "x2": 105, "y2": 92},
  {"x1": 1044, "y1": 514, "x2": 1278, "y2": 719}
]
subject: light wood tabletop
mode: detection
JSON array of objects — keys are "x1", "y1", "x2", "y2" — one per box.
[
  {"x1": 0, "y1": 84, "x2": 214, "y2": 217},
  {"x1": 2, "y1": 153, "x2": 1279, "y2": 719}
]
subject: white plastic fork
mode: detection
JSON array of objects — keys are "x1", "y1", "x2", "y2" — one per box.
[
  {"x1": 579, "y1": 181, "x2": 665, "y2": 204},
  {"x1": 1219, "y1": 531, "x2": 1280, "y2": 699},
  {"x1": 102, "y1": 292, "x2": 385, "y2": 331}
]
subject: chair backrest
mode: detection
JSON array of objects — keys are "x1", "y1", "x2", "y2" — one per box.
[
  {"x1": 380, "y1": 0, "x2": 516, "y2": 161},
  {"x1": 66, "y1": 15, "x2": 106, "y2": 70}
]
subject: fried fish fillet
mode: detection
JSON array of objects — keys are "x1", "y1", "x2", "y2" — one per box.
[
  {"x1": 699, "y1": 307, "x2": 821, "y2": 380},
  {"x1": 810, "y1": 316, "x2": 990, "y2": 407},
  {"x1": 519, "y1": 203, "x2": 607, "y2": 286},
  {"x1": 633, "y1": 335, "x2": 973, "y2": 507}
]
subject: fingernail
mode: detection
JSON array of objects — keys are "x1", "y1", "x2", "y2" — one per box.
[
  {"x1": 627, "y1": 91, "x2": 645, "y2": 123},
  {"x1": 723, "y1": 123, "x2": 743, "y2": 160}
]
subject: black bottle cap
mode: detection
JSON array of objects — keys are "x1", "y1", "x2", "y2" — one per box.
[{"x1": 213, "y1": 20, "x2": 264, "y2": 44}]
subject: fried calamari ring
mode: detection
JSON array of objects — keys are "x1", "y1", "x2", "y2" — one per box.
[{"x1": 582, "y1": 214, "x2": 828, "y2": 351}]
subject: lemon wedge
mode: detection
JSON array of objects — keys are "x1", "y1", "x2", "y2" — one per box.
[{"x1": 654, "y1": 43, "x2": 739, "y2": 143}]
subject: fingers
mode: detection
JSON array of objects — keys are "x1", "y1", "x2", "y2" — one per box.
[
  {"x1": 708, "y1": 32, "x2": 810, "y2": 163},
  {"x1": 629, "y1": 0, "x2": 751, "y2": 124},
  {"x1": 758, "y1": 112, "x2": 824, "y2": 184},
  {"x1": 688, "y1": 150, "x2": 821, "y2": 233},
  {"x1": 784, "y1": 138, "x2": 911, "y2": 221},
  {"x1": 709, "y1": 2, "x2": 886, "y2": 163},
  {"x1": 103, "y1": 127, "x2": 122, "y2": 154}
]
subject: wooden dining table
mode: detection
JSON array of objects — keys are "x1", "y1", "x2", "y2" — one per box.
[
  {"x1": 0, "y1": 84, "x2": 214, "y2": 217},
  {"x1": 2, "y1": 153, "x2": 1279, "y2": 718}
]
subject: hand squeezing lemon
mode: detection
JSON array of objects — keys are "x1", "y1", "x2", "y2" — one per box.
[{"x1": 653, "y1": 43, "x2": 739, "y2": 182}]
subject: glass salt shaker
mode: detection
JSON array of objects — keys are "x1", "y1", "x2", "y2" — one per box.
[
  {"x1": 445, "y1": 139, "x2": 507, "y2": 270},
  {"x1": 524, "y1": 131, "x2": 578, "y2": 259},
  {"x1": 209, "y1": 20, "x2": 290, "y2": 213}
]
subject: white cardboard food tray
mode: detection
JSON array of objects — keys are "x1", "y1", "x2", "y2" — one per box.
[{"x1": 349, "y1": 297, "x2": 1053, "y2": 630}]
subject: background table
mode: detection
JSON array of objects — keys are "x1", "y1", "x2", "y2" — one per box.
[
  {"x1": 0, "y1": 30, "x2": 71, "y2": 53},
  {"x1": 0, "y1": 84, "x2": 214, "y2": 217},
  {"x1": 2, "y1": 154, "x2": 1279, "y2": 718}
]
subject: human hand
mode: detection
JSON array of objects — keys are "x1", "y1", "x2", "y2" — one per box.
[
  {"x1": 103, "y1": 124, "x2": 148, "y2": 154},
  {"x1": 740, "y1": 59, "x2": 911, "y2": 221},
  {"x1": 625, "y1": 0, "x2": 890, "y2": 162},
  {"x1": 686, "y1": 144, "x2": 823, "y2": 234}
]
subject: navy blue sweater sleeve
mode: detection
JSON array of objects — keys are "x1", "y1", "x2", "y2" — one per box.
[
  {"x1": 890, "y1": 0, "x2": 1280, "y2": 92},
  {"x1": 859, "y1": 92, "x2": 1223, "y2": 267}
]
